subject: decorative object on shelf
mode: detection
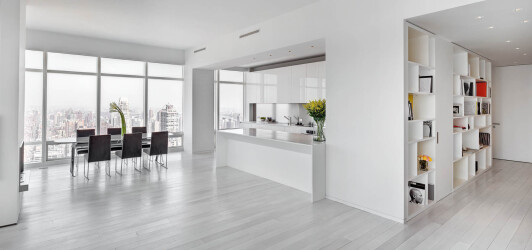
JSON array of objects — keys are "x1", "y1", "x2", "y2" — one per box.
[
  {"x1": 303, "y1": 99, "x2": 326, "y2": 142},
  {"x1": 480, "y1": 132, "x2": 491, "y2": 146},
  {"x1": 423, "y1": 121, "x2": 432, "y2": 137},
  {"x1": 428, "y1": 184, "x2": 434, "y2": 201},
  {"x1": 408, "y1": 100, "x2": 414, "y2": 120},
  {"x1": 260, "y1": 117, "x2": 266, "y2": 122},
  {"x1": 419, "y1": 76, "x2": 433, "y2": 93},
  {"x1": 477, "y1": 102, "x2": 481, "y2": 115},
  {"x1": 463, "y1": 82, "x2": 470, "y2": 96},
  {"x1": 469, "y1": 82, "x2": 475, "y2": 96},
  {"x1": 453, "y1": 105, "x2": 460, "y2": 115},
  {"x1": 481, "y1": 103, "x2": 490, "y2": 114},
  {"x1": 109, "y1": 102, "x2": 126, "y2": 136},
  {"x1": 418, "y1": 154, "x2": 432, "y2": 171},
  {"x1": 408, "y1": 181, "x2": 425, "y2": 205}
]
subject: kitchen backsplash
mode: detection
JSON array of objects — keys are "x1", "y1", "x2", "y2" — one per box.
[{"x1": 250, "y1": 103, "x2": 314, "y2": 125}]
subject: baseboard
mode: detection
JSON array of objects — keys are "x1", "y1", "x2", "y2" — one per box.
[
  {"x1": 326, "y1": 195, "x2": 405, "y2": 224},
  {"x1": 493, "y1": 158, "x2": 532, "y2": 164}
]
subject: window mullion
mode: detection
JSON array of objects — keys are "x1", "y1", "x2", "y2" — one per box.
[
  {"x1": 96, "y1": 57, "x2": 102, "y2": 135},
  {"x1": 42, "y1": 51, "x2": 48, "y2": 165}
]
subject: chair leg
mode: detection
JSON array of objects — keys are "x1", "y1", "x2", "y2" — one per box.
[
  {"x1": 106, "y1": 161, "x2": 111, "y2": 177},
  {"x1": 84, "y1": 160, "x2": 89, "y2": 180},
  {"x1": 134, "y1": 157, "x2": 141, "y2": 172}
]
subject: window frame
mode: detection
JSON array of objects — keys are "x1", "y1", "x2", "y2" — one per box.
[
  {"x1": 215, "y1": 70, "x2": 245, "y2": 130},
  {"x1": 23, "y1": 51, "x2": 185, "y2": 167}
]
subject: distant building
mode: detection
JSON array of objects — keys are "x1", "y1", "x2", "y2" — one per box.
[{"x1": 158, "y1": 104, "x2": 179, "y2": 132}]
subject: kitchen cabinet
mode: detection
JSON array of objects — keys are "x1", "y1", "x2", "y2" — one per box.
[
  {"x1": 262, "y1": 69, "x2": 278, "y2": 103},
  {"x1": 290, "y1": 64, "x2": 306, "y2": 103},
  {"x1": 245, "y1": 72, "x2": 263, "y2": 103},
  {"x1": 244, "y1": 61, "x2": 326, "y2": 104}
]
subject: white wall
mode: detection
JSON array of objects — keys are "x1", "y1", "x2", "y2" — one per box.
[
  {"x1": 26, "y1": 29, "x2": 185, "y2": 65},
  {"x1": 184, "y1": 0, "x2": 483, "y2": 221},
  {"x1": 0, "y1": 0, "x2": 25, "y2": 227},
  {"x1": 492, "y1": 65, "x2": 532, "y2": 163}
]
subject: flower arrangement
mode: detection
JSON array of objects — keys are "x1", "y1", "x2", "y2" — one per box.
[
  {"x1": 109, "y1": 102, "x2": 127, "y2": 136},
  {"x1": 418, "y1": 154, "x2": 432, "y2": 171},
  {"x1": 303, "y1": 99, "x2": 326, "y2": 141}
]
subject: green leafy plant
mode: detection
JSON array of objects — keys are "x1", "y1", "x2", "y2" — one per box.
[{"x1": 109, "y1": 102, "x2": 126, "y2": 135}]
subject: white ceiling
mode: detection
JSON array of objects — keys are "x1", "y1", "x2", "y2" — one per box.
[
  {"x1": 26, "y1": 0, "x2": 319, "y2": 50},
  {"x1": 408, "y1": 0, "x2": 532, "y2": 66}
]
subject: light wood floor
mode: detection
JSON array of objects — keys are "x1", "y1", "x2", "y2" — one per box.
[{"x1": 1, "y1": 153, "x2": 532, "y2": 249}]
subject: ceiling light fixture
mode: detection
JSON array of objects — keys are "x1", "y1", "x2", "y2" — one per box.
[
  {"x1": 488, "y1": 26, "x2": 494, "y2": 29},
  {"x1": 516, "y1": 48, "x2": 520, "y2": 50},
  {"x1": 524, "y1": 20, "x2": 529, "y2": 23},
  {"x1": 477, "y1": 16, "x2": 483, "y2": 19},
  {"x1": 506, "y1": 40, "x2": 511, "y2": 43},
  {"x1": 515, "y1": 8, "x2": 523, "y2": 12},
  {"x1": 524, "y1": 53, "x2": 528, "y2": 56}
]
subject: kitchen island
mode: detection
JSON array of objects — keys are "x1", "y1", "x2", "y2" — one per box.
[{"x1": 216, "y1": 128, "x2": 325, "y2": 202}]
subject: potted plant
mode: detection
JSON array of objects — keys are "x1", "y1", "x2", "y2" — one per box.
[
  {"x1": 303, "y1": 99, "x2": 326, "y2": 142},
  {"x1": 418, "y1": 154, "x2": 432, "y2": 171},
  {"x1": 109, "y1": 102, "x2": 127, "y2": 136}
]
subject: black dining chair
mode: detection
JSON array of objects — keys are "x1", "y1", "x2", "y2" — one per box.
[
  {"x1": 107, "y1": 127, "x2": 122, "y2": 135},
  {"x1": 132, "y1": 127, "x2": 147, "y2": 133},
  {"x1": 84, "y1": 135, "x2": 111, "y2": 180},
  {"x1": 143, "y1": 131, "x2": 168, "y2": 170},
  {"x1": 115, "y1": 133, "x2": 143, "y2": 175},
  {"x1": 75, "y1": 129, "x2": 95, "y2": 175}
]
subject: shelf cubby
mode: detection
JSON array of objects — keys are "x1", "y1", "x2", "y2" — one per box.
[
  {"x1": 468, "y1": 53, "x2": 480, "y2": 79},
  {"x1": 477, "y1": 149, "x2": 487, "y2": 172},
  {"x1": 453, "y1": 158, "x2": 468, "y2": 189},
  {"x1": 453, "y1": 133, "x2": 463, "y2": 161}
]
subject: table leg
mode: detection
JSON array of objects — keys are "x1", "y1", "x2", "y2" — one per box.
[{"x1": 70, "y1": 143, "x2": 75, "y2": 177}]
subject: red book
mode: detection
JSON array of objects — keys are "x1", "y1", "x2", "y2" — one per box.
[{"x1": 476, "y1": 82, "x2": 487, "y2": 97}]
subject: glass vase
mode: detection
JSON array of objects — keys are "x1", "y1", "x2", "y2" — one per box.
[{"x1": 314, "y1": 119, "x2": 326, "y2": 142}]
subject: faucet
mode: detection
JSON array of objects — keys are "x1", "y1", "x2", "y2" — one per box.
[{"x1": 283, "y1": 116, "x2": 292, "y2": 126}]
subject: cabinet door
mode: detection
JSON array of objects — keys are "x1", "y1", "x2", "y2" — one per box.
[
  {"x1": 291, "y1": 64, "x2": 306, "y2": 103},
  {"x1": 262, "y1": 69, "x2": 278, "y2": 103},
  {"x1": 245, "y1": 72, "x2": 262, "y2": 103},
  {"x1": 276, "y1": 67, "x2": 292, "y2": 103},
  {"x1": 318, "y1": 61, "x2": 326, "y2": 99},
  {"x1": 305, "y1": 62, "x2": 320, "y2": 102}
]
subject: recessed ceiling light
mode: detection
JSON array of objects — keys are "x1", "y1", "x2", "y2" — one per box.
[
  {"x1": 524, "y1": 20, "x2": 529, "y2": 23},
  {"x1": 477, "y1": 16, "x2": 483, "y2": 19},
  {"x1": 516, "y1": 48, "x2": 520, "y2": 50},
  {"x1": 506, "y1": 40, "x2": 511, "y2": 43},
  {"x1": 524, "y1": 53, "x2": 528, "y2": 56},
  {"x1": 515, "y1": 8, "x2": 523, "y2": 12},
  {"x1": 488, "y1": 26, "x2": 494, "y2": 29}
]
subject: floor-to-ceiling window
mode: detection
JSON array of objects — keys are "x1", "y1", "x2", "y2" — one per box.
[
  {"x1": 216, "y1": 70, "x2": 244, "y2": 130},
  {"x1": 23, "y1": 51, "x2": 184, "y2": 165}
]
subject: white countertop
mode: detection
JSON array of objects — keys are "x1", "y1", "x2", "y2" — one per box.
[
  {"x1": 241, "y1": 121, "x2": 314, "y2": 128},
  {"x1": 218, "y1": 128, "x2": 317, "y2": 145}
]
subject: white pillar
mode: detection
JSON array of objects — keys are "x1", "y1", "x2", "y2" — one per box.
[{"x1": 0, "y1": 0, "x2": 25, "y2": 227}]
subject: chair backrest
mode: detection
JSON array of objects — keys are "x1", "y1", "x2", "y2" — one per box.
[
  {"x1": 107, "y1": 127, "x2": 122, "y2": 135},
  {"x1": 88, "y1": 135, "x2": 111, "y2": 163},
  {"x1": 121, "y1": 133, "x2": 142, "y2": 159},
  {"x1": 77, "y1": 129, "x2": 95, "y2": 138},
  {"x1": 149, "y1": 131, "x2": 168, "y2": 155},
  {"x1": 132, "y1": 127, "x2": 147, "y2": 133}
]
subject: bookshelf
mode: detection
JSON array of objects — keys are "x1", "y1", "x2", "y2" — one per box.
[{"x1": 404, "y1": 24, "x2": 493, "y2": 221}]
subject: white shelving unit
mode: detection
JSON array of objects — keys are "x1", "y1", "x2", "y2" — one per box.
[
  {"x1": 451, "y1": 46, "x2": 493, "y2": 191},
  {"x1": 405, "y1": 25, "x2": 437, "y2": 219},
  {"x1": 405, "y1": 24, "x2": 494, "y2": 221}
]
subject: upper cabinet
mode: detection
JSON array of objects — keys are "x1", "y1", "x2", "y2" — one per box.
[
  {"x1": 244, "y1": 60, "x2": 326, "y2": 104},
  {"x1": 290, "y1": 64, "x2": 306, "y2": 103},
  {"x1": 245, "y1": 72, "x2": 263, "y2": 103},
  {"x1": 305, "y1": 61, "x2": 326, "y2": 102}
]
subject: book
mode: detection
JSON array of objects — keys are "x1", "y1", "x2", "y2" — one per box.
[
  {"x1": 481, "y1": 103, "x2": 489, "y2": 114},
  {"x1": 476, "y1": 82, "x2": 488, "y2": 97},
  {"x1": 408, "y1": 181, "x2": 425, "y2": 205}
]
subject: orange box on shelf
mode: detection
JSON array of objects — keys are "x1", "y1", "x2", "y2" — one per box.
[{"x1": 476, "y1": 81, "x2": 488, "y2": 97}]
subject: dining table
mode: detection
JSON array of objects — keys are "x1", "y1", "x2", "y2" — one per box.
[{"x1": 52, "y1": 133, "x2": 167, "y2": 177}]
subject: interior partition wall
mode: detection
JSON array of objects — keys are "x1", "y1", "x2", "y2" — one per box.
[
  {"x1": 215, "y1": 70, "x2": 245, "y2": 130},
  {"x1": 23, "y1": 50, "x2": 184, "y2": 166}
]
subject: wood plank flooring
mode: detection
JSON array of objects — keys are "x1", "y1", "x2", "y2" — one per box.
[{"x1": 1, "y1": 154, "x2": 531, "y2": 249}]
